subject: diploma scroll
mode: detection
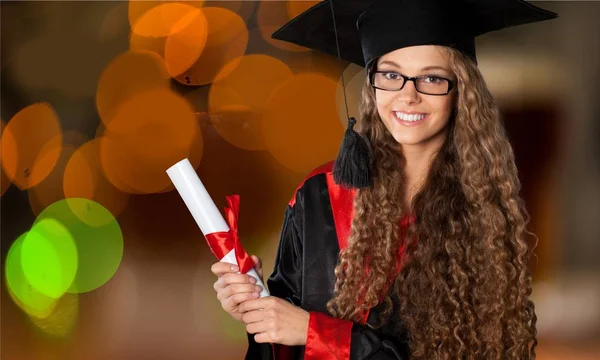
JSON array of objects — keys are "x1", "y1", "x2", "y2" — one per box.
[{"x1": 166, "y1": 158, "x2": 269, "y2": 298}]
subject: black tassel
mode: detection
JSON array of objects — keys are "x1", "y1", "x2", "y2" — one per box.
[{"x1": 333, "y1": 117, "x2": 373, "y2": 189}]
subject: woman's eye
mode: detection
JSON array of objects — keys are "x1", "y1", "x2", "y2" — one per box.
[
  {"x1": 384, "y1": 72, "x2": 399, "y2": 80},
  {"x1": 424, "y1": 76, "x2": 442, "y2": 83}
]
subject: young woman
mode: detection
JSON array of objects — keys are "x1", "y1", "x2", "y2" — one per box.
[{"x1": 211, "y1": 1, "x2": 558, "y2": 359}]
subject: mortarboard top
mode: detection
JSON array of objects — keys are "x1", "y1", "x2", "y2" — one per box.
[{"x1": 271, "y1": 0, "x2": 559, "y2": 68}]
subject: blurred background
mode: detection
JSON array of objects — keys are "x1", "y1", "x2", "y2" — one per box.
[{"x1": 1, "y1": 1, "x2": 599, "y2": 359}]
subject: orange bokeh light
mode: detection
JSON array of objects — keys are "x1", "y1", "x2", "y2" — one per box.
[
  {"x1": 128, "y1": 1, "x2": 204, "y2": 33},
  {"x1": 1, "y1": 164, "x2": 9, "y2": 196},
  {"x1": 28, "y1": 145, "x2": 77, "y2": 216},
  {"x1": 1, "y1": 119, "x2": 10, "y2": 196},
  {"x1": 286, "y1": 0, "x2": 322, "y2": 19},
  {"x1": 99, "y1": 87, "x2": 203, "y2": 194},
  {"x1": 209, "y1": 105, "x2": 264, "y2": 151},
  {"x1": 1, "y1": 103, "x2": 62, "y2": 190},
  {"x1": 262, "y1": 73, "x2": 344, "y2": 174},
  {"x1": 164, "y1": 10, "x2": 208, "y2": 77},
  {"x1": 173, "y1": 7, "x2": 248, "y2": 86},
  {"x1": 96, "y1": 50, "x2": 171, "y2": 126},
  {"x1": 130, "y1": 2, "x2": 198, "y2": 38},
  {"x1": 257, "y1": 1, "x2": 311, "y2": 53},
  {"x1": 28, "y1": 131, "x2": 88, "y2": 216},
  {"x1": 203, "y1": 0, "x2": 256, "y2": 24},
  {"x1": 63, "y1": 139, "x2": 130, "y2": 219},
  {"x1": 208, "y1": 55, "x2": 293, "y2": 150},
  {"x1": 129, "y1": 2, "x2": 209, "y2": 78}
]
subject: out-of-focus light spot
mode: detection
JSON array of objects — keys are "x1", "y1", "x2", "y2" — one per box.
[
  {"x1": 203, "y1": 0, "x2": 256, "y2": 24},
  {"x1": 208, "y1": 55, "x2": 293, "y2": 150},
  {"x1": 6, "y1": 233, "x2": 59, "y2": 318},
  {"x1": 262, "y1": 73, "x2": 344, "y2": 174},
  {"x1": 130, "y1": 2, "x2": 198, "y2": 38},
  {"x1": 21, "y1": 218, "x2": 78, "y2": 299},
  {"x1": 246, "y1": 26, "x2": 343, "y2": 80},
  {"x1": 29, "y1": 292, "x2": 79, "y2": 338},
  {"x1": 99, "y1": 88, "x2": 202, "y2": 194},
  {"x1": 28, "y1": 131, "x2": 88, "y2": 216},
  {"x1": 257, "y1": 1, "x2": 310, "y2": 52},
  {"x1": 1, "y1": 161, "x2": 10, "y2": 196},
  {"x1": 96, "y1": 50, "x2": 170, "y2": 126},
  {"x1": 164, "y1": 9, "x2": 208, "y2": 77},
  {"x1": 210, "y1": 55, "x2": 293, "y2": 110},
  {"x1": 129, "y1": 3, "x2": 208, "y2": 75},
  {"x1": 64, "y1": 140, "x2": 130, "y2": 219},
  {"x1": 286, "y1": 0, "x2": 321, "y2": 19},
  {"x1": 1, "y1": 103, "x2": 62, "y2": 190},
  {"x1": 209, "y1": 105, "x2": 264, "y2": 151},
  {"x1": 128, "y1": 0, "x2": 204, "y2": 31},
  {"x1": 1, "y1": 119, "x2": 11, "y2": 196},
  {"x1": 35, "y1": 198, "x2": 124, "y2": 294},
  {"x1": 173, "y1": 7, "x2": 248, "y2": 86},
  {"x1": 336, "y1": 64, "x2": 365, "y2": 127}
]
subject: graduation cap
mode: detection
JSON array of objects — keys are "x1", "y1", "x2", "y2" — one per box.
[{"x1": 272, "y1": 0, "x2": 558, "y2": 188}]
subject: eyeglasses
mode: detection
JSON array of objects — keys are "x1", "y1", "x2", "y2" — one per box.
[{"x1": 368, "y1": 70, "x2": 455, "y2": 96}]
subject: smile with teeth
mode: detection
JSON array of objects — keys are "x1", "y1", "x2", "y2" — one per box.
[{"x1": 394, "y1": 111, "x2": 428, "y2": 122}]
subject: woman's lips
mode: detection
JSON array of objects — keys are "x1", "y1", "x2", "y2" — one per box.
[{"x1": 392, "y1": 111, "x2": 429, "y2": 126}]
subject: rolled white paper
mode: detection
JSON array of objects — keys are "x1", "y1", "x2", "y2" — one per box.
[{"x1": 166, "y1": 158, "x2": 269, "y2": 297}]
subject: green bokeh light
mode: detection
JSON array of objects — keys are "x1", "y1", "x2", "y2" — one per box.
[
  {"x1": 5, "y1": 233, "x2": 58, "y2": 318},
  {"x1": 35, "y1": 198, "x2": 124, "y2": 293},
  {"x1": 21, "y1": 218, "x2": 78, "y2": 298}
]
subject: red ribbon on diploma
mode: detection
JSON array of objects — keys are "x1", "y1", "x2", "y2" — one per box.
[{"x1": 204, "y1": 195, "x2": 254, "y2": 274}]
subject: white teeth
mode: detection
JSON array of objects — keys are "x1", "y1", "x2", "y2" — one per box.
[{"x1": 394, "y1": 112, "x2": 426, "y2": 122}]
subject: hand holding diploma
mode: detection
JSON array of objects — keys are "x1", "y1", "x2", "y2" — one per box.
[
  {"x1": 211, "y1": 256, "x2": 265, "y2": 322},
  {"x1": 166, "y1": 159, "x2": 270, "y2": 310}
]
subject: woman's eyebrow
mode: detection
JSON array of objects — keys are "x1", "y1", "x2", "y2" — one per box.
[
  {"x1": 421, "y1": 65, "x2": 451, "y2": 72},
  {"x1": 378, "y1": 61, "x2": 450, "y2": 73}
]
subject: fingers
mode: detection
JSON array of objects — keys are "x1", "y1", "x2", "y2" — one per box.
[
  {"x1": 218, "y1": 283, "x2": 263, "y2": 301},
  {"x1": 214, "y1": 272, "x2": 256, "y2": 291},
  {"x1": 211, "y1": 262, "x2": 238, "y2": 277},
  {"x1": 238, "y1": 296, "x2": 277, "y2": 313},
  {"x1": 222, "y1": 292, "x2": 260, "y2": 312},
  {"x1": 246, "y1": 321, "x2": 267, "y2": 335},
  {"x1": 242, "y1": 309, "x2": 265, "y2": 324},
  {"x1": 253, "y1": 332, "x2": 272, "y2": 343}
]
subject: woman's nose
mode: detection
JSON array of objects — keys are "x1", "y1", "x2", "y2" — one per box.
[{"x1": 396, "y1": 80, "x2": 420, "y2": 104}]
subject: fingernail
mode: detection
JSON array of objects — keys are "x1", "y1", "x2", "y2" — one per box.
[
  {"x1": 252, "y1": 292, "x2": 259, "y2": 298},
  {"x1": 249, "y1": 277, "x2": 256, "y2": 283},
  {"x1": 231, "y1": 265, "x2": 239, "y2": 271}
]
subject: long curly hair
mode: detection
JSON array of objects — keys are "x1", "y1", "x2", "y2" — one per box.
[{"x1": 326, "y1": 47, "x2": 538, "y2": 359}]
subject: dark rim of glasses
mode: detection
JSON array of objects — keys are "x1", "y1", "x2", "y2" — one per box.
[{"x1": 367, "y1": 69, "x2": 455, "y2": 96}]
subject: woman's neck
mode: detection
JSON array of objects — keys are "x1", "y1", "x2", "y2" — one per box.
[{"x1": 401, "y1": 140, "x2": 444, "y2": 209}]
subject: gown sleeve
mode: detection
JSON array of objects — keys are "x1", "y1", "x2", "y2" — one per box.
[{"x1": 246, "y1": 187, "x2": 409, "y2": 360}]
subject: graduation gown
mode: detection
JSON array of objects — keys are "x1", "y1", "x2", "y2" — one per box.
[{"x1": 246, "y1": 161, "x2": 413, "y2": 360}]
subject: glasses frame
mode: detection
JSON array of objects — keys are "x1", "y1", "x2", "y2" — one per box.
[{"x1": 368, "y1": 70, "x2": 455, "y2": 96}]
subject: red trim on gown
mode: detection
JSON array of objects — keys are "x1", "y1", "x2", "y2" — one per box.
[{"x1": 303, "y1": 167, "x2": 414, "y2": 360}]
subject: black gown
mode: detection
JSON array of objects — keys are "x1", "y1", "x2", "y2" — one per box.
[{"x1": 246, "y1": 161, "x2": 412, "y2": 360}]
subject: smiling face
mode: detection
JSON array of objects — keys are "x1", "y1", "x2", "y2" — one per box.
[{"x1": 373, "y1": 45, "x2": 457, "y2": 154}]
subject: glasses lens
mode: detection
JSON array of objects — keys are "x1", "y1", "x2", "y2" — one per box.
[
  {"x1": 372, "y1": 72, "x2": 404, "y2": 90},
  {"x1": 415, "y1": 76, "x2": 449, "y2": 95}
]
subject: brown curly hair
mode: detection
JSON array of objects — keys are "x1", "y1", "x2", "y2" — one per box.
[{"x1": 326, "y1": 47, "x2": 538, "y2": 359}]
